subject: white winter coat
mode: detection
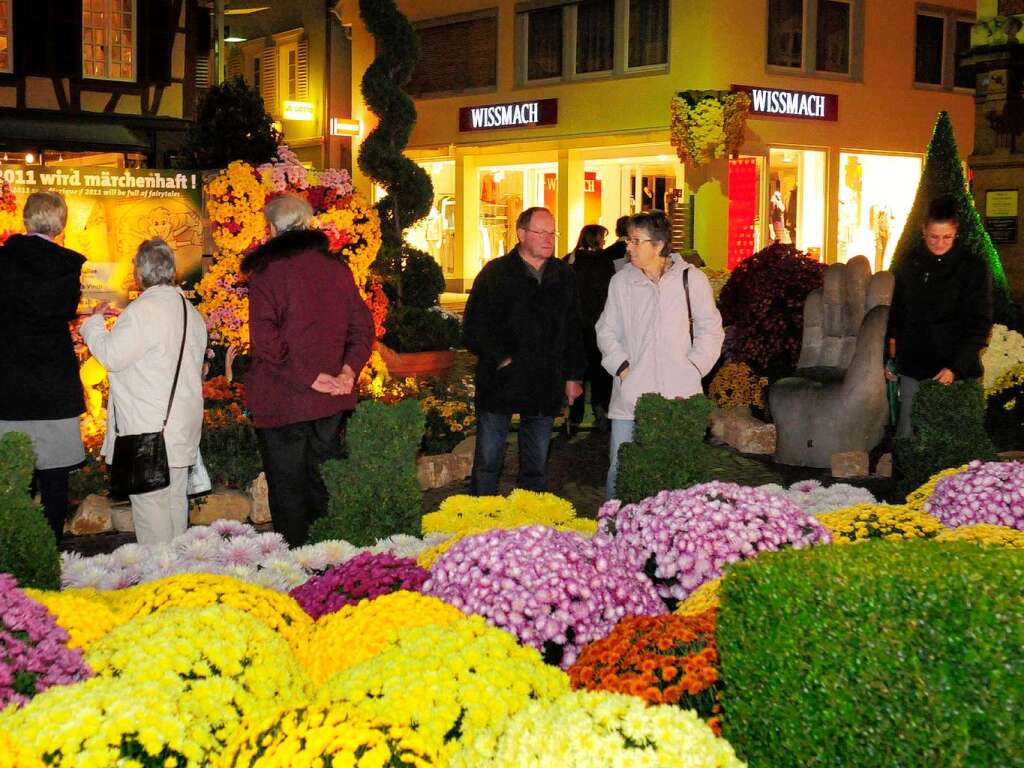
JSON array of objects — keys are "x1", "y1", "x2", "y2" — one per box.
[
  {"x1": 81, "y1": 285, "x2": 207, "y2": 467},
  {"x1": 596, "y1": 256, "x2": 724, "y2": 420}
]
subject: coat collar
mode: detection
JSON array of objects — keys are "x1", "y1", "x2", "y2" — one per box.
[
  {"x1": 624, "y1": 253, "x2": 684, "y2": 285},
  {"x1": 241, "y1": 228, "x2": 331, "y2": 273}
]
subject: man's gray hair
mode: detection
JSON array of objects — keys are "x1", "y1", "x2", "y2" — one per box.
[
  {"x1": 264, "y1": 194, "x2": 313, "y2": 234},
  {"x1": 23, "y1": 191, "x2": 68, "y2": 236},
  {"x1": 134, "y1": 237, "x2": 177, "y2": 288}
]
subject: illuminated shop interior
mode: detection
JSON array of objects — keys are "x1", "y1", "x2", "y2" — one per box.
[{"x1": 476, "y1": 162, "x2": 557, "y2": 267}]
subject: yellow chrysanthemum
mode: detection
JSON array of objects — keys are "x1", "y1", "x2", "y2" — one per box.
[
  {"x1": 117, "y1": 574, "x2": 312, "y2": 658},
  {"x1": 935, "y1": 524, "x2": 1024, "y2": 549},
  {"x1": 904, "y1": 466, "x2": 969, "y2": 513},
  {"x1": 675, "y1": 577, "x2": 722, "y2": 617},
  {"x1": 301, "y1": 591, "x2": 464, "y2": 685},
  {"x1": 316, "y1": 616, "x2": 569, "y2": 760},
  {"x1": 448, "y1": 690, "x2": 745, "y2": 767},
  {"x1": 23, "y1": 589, "x2": 124, "y2": 650},
  {"x1": 417, "y1": 534, "x2": 463, "y2": 569},
  {"x1": 0, "y1": 730, "x2": 44, "y2": 768},
  {"x1": 817, "y1": 504, "x2": 945, "y2": 544},
  {"x1": 421, "y1": 490, "x2": 597, "y2": 538}
]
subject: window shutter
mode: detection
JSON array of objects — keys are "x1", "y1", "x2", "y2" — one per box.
[
  {"x1": 16, "y1": 0, "x2": 80, "y2": 76},
  {"x1": 195, "y1": 52, "x2": 210, "y2": 89},
  {"x1": 297, "y1": 36, "x2": 309, "y2": 99},
  {"x1": 227, "y1": 47, "x2": 243, "y2": 81},
  {"x1": 260, "y1": 45, "x2": 278, "y2": 115}
]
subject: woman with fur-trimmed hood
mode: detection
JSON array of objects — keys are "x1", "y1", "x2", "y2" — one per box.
[{"x1": 241, "y1": 194, "x2": 374, "y2": 546}]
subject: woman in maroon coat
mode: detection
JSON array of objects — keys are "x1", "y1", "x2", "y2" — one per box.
[{"x1": 241, "y1": 195, "x2": 374, "y2": 546}]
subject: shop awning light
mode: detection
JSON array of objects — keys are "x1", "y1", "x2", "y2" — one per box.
[{"x1": 330, "y1": 117, "x2": 361, "y2": 136}]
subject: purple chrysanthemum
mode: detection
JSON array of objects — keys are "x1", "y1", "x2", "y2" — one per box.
[
  {"x1": 289, "y1": 552, "x2": 429, "y2": 619},
  {"x1": 926, "y1": 461, "x2": 1024, "y2": 529}
]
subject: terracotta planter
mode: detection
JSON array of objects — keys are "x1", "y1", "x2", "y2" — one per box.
[{"x1": 375, "y1": 341, "x2": 456, "y2": 380}]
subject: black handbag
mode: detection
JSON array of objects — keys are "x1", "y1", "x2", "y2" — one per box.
[{"x1": 109, "y1": 296, "x2": 189, "y2": 499}]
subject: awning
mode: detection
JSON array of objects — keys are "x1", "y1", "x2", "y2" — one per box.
[{"x1": 0, "y1": 115, "x2": 152, "y2": 151}]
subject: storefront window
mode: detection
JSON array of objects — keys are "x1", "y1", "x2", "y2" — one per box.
[
  {"x1": 582, "y1": 154, "x2": 681, "y2": 235},
  {"x1": 768, "y1": 148, "x2": 825, "y2": 260},
  {"x1": 477, "y1": 164, "x2": 557, "y2": 266},
  {"x1": 527, "y1": 6, "x2": 563, "y2": 81},
  {"x1": 406, "y1": 161, "x2": 457, "y2": 276},
  {"x1": 837, "y1": 152, "x2": 921, "y2": 271}
]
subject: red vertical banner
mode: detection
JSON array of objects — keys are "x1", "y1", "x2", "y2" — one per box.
[
  {"x1": 583, "y1": 171, "x2": 602, "y2": 225},
  {"x1": 727, "y1": 158, "x2": 758, "y2": 269},
  {"x1": 543, "y1": 173, "x2": 557, "y2": 216}
]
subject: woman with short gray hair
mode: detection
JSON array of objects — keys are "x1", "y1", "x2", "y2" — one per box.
[
  {"x1": 0, "y1": 191, "x2": 86, "y2": 541},
  {"x1": 81, "y1": 237, "x2": 208, "y2": 544}
]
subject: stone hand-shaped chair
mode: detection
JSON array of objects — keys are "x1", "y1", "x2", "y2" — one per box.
[{"x1": 769, "y1": 255, "x2": 894, "y2": 467}]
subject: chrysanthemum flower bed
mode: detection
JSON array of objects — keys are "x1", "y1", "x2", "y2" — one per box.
[
  {"x1": 289, "y1": 551, "x2": 429, "y2": 619},
  {"x1": 935, "y1": 523, "x2": 1024, "y2": 548},
  {"x1": 816, "y1": 503, "x2": 944, "y2": 543},
  {"x1": 925, "y1": 460, "x2": 1024, "y2": 530},
  {"x1": 421, "y1": 490, "x2": 597, "y2": 536},
  {"x1": 598, "y1": 481, "x2": 830, "y2": 606},
  {"x1": 425, "y1": 526, "x2": 664, "y2": 668}
]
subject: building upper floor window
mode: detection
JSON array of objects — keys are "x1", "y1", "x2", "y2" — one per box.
[
  {"x1": 767, "y1": 0, "x2": 861, "y2": 77},
  {"x1": 0, "y1": 0, "x2": 11, "y2": 74},
  {"x1": 914, "y1": 6, "x2": 975, "y2": 90},
  {"x1": 83, "y1": 0, "x2": 136, "y2": 81},
  {"x1": 406, "y1": 12, "x2": 498, "y2": 97},
  {"x1": 517, "y1": 0, "x2": 668, "y2": 85}
]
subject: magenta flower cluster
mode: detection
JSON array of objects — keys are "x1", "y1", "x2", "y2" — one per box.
[
  {"x1": 0, "y1": 573, "x2": 92, "y2": 708},
  {"x1": 597, "y1": 481, "x2": 831, "y2": 604},
  {"x1": 926, "y1": 460, "x2": 1024, "y2": 530},
  {"x1": 425, "y1": 525, "x2": 665, "y2": 669},
  {"x1": 289, "y1": 552, "x2": 429, "y2": 619}
]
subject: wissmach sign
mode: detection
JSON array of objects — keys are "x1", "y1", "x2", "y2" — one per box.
[
  {"x1": 459, "y1": 99, "x2": 558, "y2": 132},
  {"x1": 732, "y1": 85, "x2": 839, "y2": 122}
]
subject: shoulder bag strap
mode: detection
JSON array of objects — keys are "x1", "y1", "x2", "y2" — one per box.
[
  {"x1": 682, "y1": 266, "x2": 694, "y2": 345},
  {"x1": 163, "y1": 295, "x2": 188, "y2": 428}
]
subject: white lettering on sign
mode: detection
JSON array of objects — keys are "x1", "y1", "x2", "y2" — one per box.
[
  {"x1": 751, "y1": 88, "x2": 826, "y2": 118},
  {"x1": 469, "y1": 101, "x2": 541, "y2": 129}
]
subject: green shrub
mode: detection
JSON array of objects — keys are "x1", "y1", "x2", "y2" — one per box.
[
  {"x1": 397, "y1": 247, "x2": 446, "y2": 309},
  {"x1": 895, "y1": 379, "x2": 997, "y2": 496},
  {"x1": 717, "y1": 539, "x2": 1024, "y2": 767},
  {"x1": 383, "y1": 305, "x2": 461, "y2": 353},
  {"x1": 615, "y1": 393, "x2": 712, "y2": 503},
  {"x1": 69, "y1": 454, "x2": 108, "y2": 501},
  {"x1": 308, "y1": 398, "x2": 425, "y2": 546},
  {"x1": 200, "y1": 421, "x2": 263, "y2": 490},
  {"x1": 985, "y1": 363, "x2": 1024, "y2": 451},
  {"x1": 0, "y1": 432, "x2": 60, "y2": 589}
]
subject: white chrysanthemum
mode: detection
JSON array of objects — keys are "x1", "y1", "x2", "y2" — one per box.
[
  {"x1": 253, "y1": 531, "x2": 290, "y2": 558},
  {"x1": 258, "y1": 556, "x2": 307, "y2": 590},
  {"x1": 292, "y1": 539, "x2": 358, "y2": 572},
  {"x1": 759, "y1": 481, "x2": 876, "y2": 516},
  {"x1": 61, "y1": 559, "x2": 106, "y2": 589},
  {"x1": 248, "y1": 564, "x2": 296, "y2": 592},
  {"x1": 220, "y1": 563, "x2": 258, "y2": 583},
  {"x1": 111, "y1": 542, "x2": 150, "y2": 568},
  {"x1": 175, "y1": 535, "x2": 222, "y2": 564},
  {"x1": 371, "y1": 533, "x2": 432, "y2": 558},
  {"x1": 218, "y1": 537, "x2": 263, "y2": 569},
  {"x1": 175, "y1": 525, "x2": 219, "y2": 544},
  {"x1": 210, "y1": 518, "x2": 255, "y2": 538}
]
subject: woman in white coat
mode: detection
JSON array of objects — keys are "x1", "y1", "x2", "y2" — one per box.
[
  {"x1": 596, "y1": 211, "x2": 724, "y2": 498},
  {"x1": 81, "y1": 238, "x2": 207, "y2": 544}
]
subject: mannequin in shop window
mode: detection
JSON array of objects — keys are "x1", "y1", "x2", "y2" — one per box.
[
  {"x1": 770, "y1": 190, "x2": 788, "y2": 243},
  {"x1": 785, "y1": 186, "x2": 798, "y2": 243},
  {"x1": 870, "y1": 203, "x2": 894, "y2": 272}
]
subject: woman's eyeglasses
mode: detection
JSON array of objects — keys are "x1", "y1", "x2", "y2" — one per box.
[{"x1": 626, "y1": 237, "x2": 654, "y2": 246}]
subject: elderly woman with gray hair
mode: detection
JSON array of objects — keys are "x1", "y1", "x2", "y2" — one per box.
[
  {"x1": 0, "y1": 191, "x2": 87, "y2": 541},
  {"x1": 241, "y1": 194, "x2": 374, "y2": 546},
  {"x1": 81, "y1": 237, "x2": 207, "y2": 544}
]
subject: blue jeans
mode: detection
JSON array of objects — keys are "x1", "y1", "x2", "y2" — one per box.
[
  {"x1": 606, "y1": 418, "x2": 635, "y2": 498},
  {"x1": 470, "y1": 411, "x2": 555, "y2": 496}
]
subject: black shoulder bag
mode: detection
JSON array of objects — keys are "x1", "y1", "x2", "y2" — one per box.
[
  {"x1": 109, "y1": 296, "x2": 188, "y2": 499},
  {"x1": 682, "y1": 266, "x2": 694, "y2": 344}
]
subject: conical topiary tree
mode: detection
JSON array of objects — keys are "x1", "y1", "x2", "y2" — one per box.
[
  {"x1": 891, "y1": 111, "x2": 1018, "y2": 327},
  {"x1": 357, "y1": 0, "x2": 433, "y2": 244}
]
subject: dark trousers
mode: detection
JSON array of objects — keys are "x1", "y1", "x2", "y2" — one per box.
[
  {"x1": 470, "y1": 410, "x2": 554, "y2": 496},
  {"x1": 569, "y1": 356, "x2": 612, "y2": 425},
  {"x1": 32, "y1": 467, "x2": 71, "y2": 542},
  {"x1": 256, "y1": 411, "x2": 346, "y2": 547}
]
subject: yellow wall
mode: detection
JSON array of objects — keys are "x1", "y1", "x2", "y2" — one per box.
[{"x1": 346, "y1": 0, "x2": 977, "y2": 283}]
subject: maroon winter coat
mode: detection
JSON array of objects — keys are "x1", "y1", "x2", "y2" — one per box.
[{"x1": 241, "y1": 229, "x2": 374, "y2": 429}]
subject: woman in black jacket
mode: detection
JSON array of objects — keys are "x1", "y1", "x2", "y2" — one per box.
[
  {"x1": 0, "y1": 192, "x2": 86, "y2": 540},
  {"x1": 886, "y1": 196, "x2": 993, "y2": 437}
]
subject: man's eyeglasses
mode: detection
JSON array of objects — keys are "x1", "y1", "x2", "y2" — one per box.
[
  {"x1": 525, "y1": 228, "x2": 558, "y2": 238},
  {"x1": 626, "y1": 237, "x2": 654, "y2": 246}
]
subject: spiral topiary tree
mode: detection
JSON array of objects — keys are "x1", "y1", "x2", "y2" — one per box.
[
  {"x1": 357, "y1": 0, "x2": 434, "y2": 244},
  {"x1": 891, "y1": 111, "x2": 1018, "y2": 328}
]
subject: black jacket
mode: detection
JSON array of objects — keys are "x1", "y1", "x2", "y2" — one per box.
[
  {"x1": 0, "y1": 234, "x2": 86, "y2": 420},
  {"x1": 887, "y1": 241, "x2": 993, "y2": 381},
  {"x1": 463, "y1": 247, "x2": 586, "y2": 416}
]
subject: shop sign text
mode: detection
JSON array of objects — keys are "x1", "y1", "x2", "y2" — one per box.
[
  {"x1": 732, "y1": 85, "x2": 838, "y2": 121},
  {"x1": 459, "y1": 99, "x2": 558, "y2": 132}
]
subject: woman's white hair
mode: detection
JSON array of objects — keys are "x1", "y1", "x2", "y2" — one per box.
[
  {"x1": 134, "y1": 237, "x2": 177, "y2": 289},
  {"x1": 264, "y1": 194, "x2": 313, "y2": 234},
  {"x1": 23, "y1": 191, "x2": 68, "y2": 236}
]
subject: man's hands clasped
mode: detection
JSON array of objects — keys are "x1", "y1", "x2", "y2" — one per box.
[{"x1": 311, "y1": 365, "x2": 357, "y2": 396}]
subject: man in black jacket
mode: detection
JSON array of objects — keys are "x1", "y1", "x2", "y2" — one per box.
[
  {"x1": 886, "y1": 196, "x2": 993, "y2": 437},
  {"x1": 463, "y1": 207, "x2": 586, "y2": 495}
]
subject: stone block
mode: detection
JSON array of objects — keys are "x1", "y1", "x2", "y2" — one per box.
[
  {"x1": 67, "y1": 494, "x2": 113, "y2": 535},
  {"x1": 875, "y1": 453, "x2": 893, "y2": 478},
  {"x1": 711, "y1": 406, "x2": 776, "y2": 455},
  {"x1": 189, "y1": 490, "x2": 252, "y2": 526},
  {"x1": 110, "y1": 501, "x2": 134, "y2": 532},
  {"x1": 248, "y1": 472, "x2": 271, "y2": 525},
  {"x1": 417, "y1": 452, "x2": 472, "y2": 490},
  {"x1": 452, "y1": 435, "x2": 476, "y2": 458},
  {"x1": 831, "y1": 451, "x2": 870, "y2": 478}
]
